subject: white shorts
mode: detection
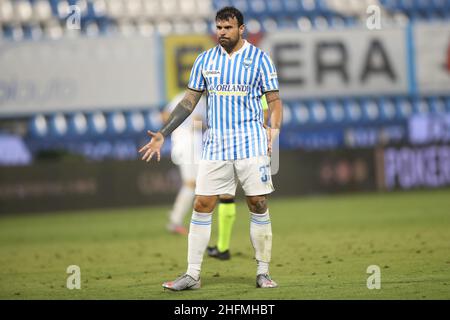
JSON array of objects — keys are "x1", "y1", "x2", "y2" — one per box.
[{"x1": 195, "y1": 156, "x2": 274, "y2": 196}]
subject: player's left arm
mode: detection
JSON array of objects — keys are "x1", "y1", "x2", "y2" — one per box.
[
  {"x1": 259, "y1": 52, "x2": 282, "y2": 154},
  {"x1": 265, "y1": 90, "x2": 283, "y2": 154}
]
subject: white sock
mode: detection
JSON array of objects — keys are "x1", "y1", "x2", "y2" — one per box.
[
  {"x1": 169, "y1": 185, "x2": 195, "y2": 226},
  {"x1": 186, "y1": 211, "x2": 212, "y2": 280},
  {"x1": 250, "y1": 210, "x2": 272, "y2": 276}
]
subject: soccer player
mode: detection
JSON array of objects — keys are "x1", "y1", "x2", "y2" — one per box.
[{"x1": 139, "y1": 6, "x2": 283, "y2": 290}]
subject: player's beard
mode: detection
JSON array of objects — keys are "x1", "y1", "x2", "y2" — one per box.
[{"x1": 219, "y1": 34, "x2": 240, "y2": 53}]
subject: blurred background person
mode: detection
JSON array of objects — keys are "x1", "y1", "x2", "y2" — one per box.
[{"x1": 162, "y1": 91, "x2": 206, "y2": 235}]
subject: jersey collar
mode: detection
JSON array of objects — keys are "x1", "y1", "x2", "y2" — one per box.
[{"x1": 219, "y1": 39, "x2": 249, "y2": 58}]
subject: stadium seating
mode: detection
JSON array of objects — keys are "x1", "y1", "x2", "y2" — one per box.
[
  {"x1": 29, "y1": 96, "x2": 450, "y2": 137},
  {"x1": 291, "y1": 101, "x2": 311, "y2": 125},
  {"x1": 126, "y1": 111, "x2": 146, "y2": 134},
  {"x1": 326, "y1": 100, "x2": 345, "y2": 123},
  {"x1": 48, "y1": 113, "x2": 69, "y2": 136},
  {"x1": 27, "y1": 108, "x2": 157, "y2": 139},
  {"x1": 1, "y1": 0, "x2": 449, "y2": 41},
  {"x1": 24, "y1": 95, "x2": 450, "y2": 140},
  {"x1": 378, "y1": 97, "x2": 399, "y2": 121},
  {"x1": 29, "y1": 114, "x2": 49, "y2": 138},
  {"x1": 287, "y1": 95, "x2": 449, "y2": 127},
  {"x1": 0, "y1": 0, "x2": 214, "y2": 39},
  {"x1": 67, "y1": 112, "x2": 88, "y2": 136}
]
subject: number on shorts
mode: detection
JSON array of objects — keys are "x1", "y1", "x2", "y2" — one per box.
[{"x1": 259, "y1": 165, "x2": 270, "y2": 183}]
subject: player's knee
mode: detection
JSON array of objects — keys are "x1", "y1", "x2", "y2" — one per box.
[
  {"x1": 194, "y1": 196, "x2": 216, "y2": 213},
  {"x1": 247, "y1": 196, "x2": 267, "y2": 214}
]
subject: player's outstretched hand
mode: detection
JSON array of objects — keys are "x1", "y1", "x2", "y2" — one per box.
[{"x1": 139, "y1": 130, "x2": 165, "y2": 162}]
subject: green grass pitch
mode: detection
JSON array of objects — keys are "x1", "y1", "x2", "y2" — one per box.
[{"x1": 0, "y1": 189, "x2": 449, "y2": 299}]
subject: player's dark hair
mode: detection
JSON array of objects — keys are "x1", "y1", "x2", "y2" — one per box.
[{"x1": 216, "y1": 6, "x2": 244, "y2": 27}]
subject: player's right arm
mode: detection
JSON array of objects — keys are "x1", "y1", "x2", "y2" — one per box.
[
  {"x1": 139, "y1": 52, "x2": 206, "y2": 163},
  {"x1": 139, "y1": 88, "x2": 204, "y2": 162},
  {"x1": 159, "y1": 89, "x2": 203, "y2": 137}
]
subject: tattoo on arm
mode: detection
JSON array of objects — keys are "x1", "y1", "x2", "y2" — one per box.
[
  {"x1": 265, "y1": 91, "x2": 280, "y2": 104},
  {"x1": 265, "y1": 91, "x2": 283, "y2": 130},
  {"x1": 183, "y1": 89, "x2": 203, "y2": 111},
  {"x1": 159, "y1": 89, "x2": 203, "y2": 137}
]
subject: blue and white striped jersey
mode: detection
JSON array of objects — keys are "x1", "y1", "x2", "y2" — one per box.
[{"x1": 187, "y1": 40, "x2": 279, "y2": 161}]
